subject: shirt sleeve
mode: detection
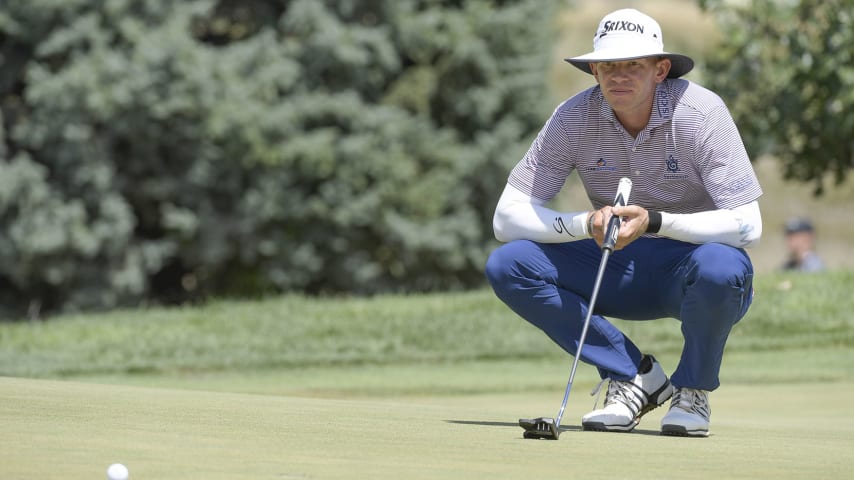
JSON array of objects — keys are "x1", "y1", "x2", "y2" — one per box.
[
  {"x1": 507, "y1": 104, "x2": 576, "y2": 203},
  {"x1": 695, "y1": 105, "x2": 763, "y2": 209}
]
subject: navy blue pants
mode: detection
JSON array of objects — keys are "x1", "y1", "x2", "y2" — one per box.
[{"x1": 485, "y1": 237, "x2": 754, "y2": 391}]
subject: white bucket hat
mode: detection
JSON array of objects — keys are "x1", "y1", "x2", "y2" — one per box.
[{"x1": 565, "y1": 8, "x2": 694, "y2": 78}]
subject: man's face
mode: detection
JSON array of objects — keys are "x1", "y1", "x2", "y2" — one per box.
[
  {"x1": 786, "y1": 231, "x2": 815, "y2": 257},
  {"x1": 589, "y1": 57, "x2": 670, "y2": 117}
]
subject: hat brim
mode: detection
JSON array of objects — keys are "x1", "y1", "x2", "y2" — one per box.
[{"x1": 565, "y1": 52, "x2": 694, "y2": 79}]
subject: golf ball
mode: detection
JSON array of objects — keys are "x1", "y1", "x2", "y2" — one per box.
[{"x1": 107, "y1": 463, "x2": 129, "y2": 480}]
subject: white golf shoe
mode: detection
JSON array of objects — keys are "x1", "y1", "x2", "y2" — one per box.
[
  {"x1": 661, "y1": 388, "x2": 711, "y2": 437},
  {"x1": 581, "y1": 355, "x2": 674, "y2": 432}
]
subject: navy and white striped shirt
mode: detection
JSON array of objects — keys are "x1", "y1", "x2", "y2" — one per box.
[{"x1": 508, "y1": 79, "x2": 762, "y2": 212}]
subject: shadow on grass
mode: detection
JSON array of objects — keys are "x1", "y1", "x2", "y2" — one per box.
[{"x1": 445, "y1": 419, "x2": 662, "y2": 437}]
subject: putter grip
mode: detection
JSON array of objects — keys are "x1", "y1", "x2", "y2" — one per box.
[{"x1": 602, "y1": 177, "x2": 633, "y2": 251}]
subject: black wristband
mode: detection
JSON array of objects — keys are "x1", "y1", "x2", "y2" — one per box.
[
  {"x1": 647, "y1": 210, "x2": 662, "y2": 234},
  {"x1": 587, "y1": 212, "x2": 596, "y2": 237}
]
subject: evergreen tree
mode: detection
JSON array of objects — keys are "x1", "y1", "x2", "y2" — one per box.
[{"x1": 0, "y1": 0, "x2": 559, "y2": 318}]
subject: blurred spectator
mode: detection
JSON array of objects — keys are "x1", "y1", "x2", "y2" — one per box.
[{"x1": 781, "y1": 218, "x2": 825, "y2": 272}]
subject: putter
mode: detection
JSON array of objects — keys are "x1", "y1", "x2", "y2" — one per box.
[{"x1": 520, "y1": 177, "x2": 633, "y2": 440}]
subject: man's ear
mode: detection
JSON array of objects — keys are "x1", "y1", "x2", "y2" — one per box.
[
  {"x1": 589, "y1": 62, "x2": 600, "y2": 81},
  {"x1": 656, "y1": 58, "x2": 672, "y2": 82}
]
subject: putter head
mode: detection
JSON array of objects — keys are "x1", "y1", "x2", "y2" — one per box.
[{"x1": 519, "y1": 417, "x2": 560, "y2": 440}]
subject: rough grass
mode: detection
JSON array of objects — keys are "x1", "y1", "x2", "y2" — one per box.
[{"x1": 1, "y1": 271, "x2": 852, "y2": 381}]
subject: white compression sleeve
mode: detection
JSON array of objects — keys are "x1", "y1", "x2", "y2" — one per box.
[
  {"x1": 658, "y1": 200, "x2": 763, "y2": 248},
  {"x1": 492, "y1": 183, "x2": 590, "y2": 243}
]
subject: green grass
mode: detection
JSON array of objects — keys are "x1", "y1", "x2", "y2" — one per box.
[
  {"x1": 2, "y1": 271, "x2": 853, "y2": 479},
  {"x1": 2, "y1": 377, "x2": 852, "y2": 480}
]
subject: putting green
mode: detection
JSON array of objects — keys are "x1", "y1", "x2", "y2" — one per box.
[{"x1": 2, "y1": 376, "x2": 851, "y2": 479}]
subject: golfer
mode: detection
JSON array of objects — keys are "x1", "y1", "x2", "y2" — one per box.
[{"x1": 485, "y1": 8, "x2": 762, "y2": 437}]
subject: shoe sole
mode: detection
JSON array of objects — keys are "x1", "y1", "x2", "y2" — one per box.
[
  {"x1": 582, "y1": 382, "x2": 674, "y2": 433},
  {"x1": 582, "y1": 420, "x2": 638, "y2": 432},
  {"x1": 661, "y1": 424, "x2": 710, "y2": 437}
]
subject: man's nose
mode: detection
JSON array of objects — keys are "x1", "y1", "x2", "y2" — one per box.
[{"x1": 610, "y1": 65, "x2": 631, "y2": 78}]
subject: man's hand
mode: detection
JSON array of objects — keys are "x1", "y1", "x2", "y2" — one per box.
[{"x1": 587, "y1": 205, "x2": 650, "y2": 250}]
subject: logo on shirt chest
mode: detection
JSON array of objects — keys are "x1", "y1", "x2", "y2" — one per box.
[
  {"x1": 666, "y1": 155, "x2": 679, "y2": 172},
  {"x1": 586, "y1": 157, "x2": 617, "y2": 172},
  {"x1": 663, "y1": 154, "x2": 689, "y2": 180}
]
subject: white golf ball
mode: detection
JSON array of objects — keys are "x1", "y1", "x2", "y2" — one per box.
[{"x1": 107, "y1": 463, "x2": 129, "y2": 480}]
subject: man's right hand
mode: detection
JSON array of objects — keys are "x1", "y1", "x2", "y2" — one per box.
[{"x1": 588, "y1": 205, "x2": 650, "y2": 250}]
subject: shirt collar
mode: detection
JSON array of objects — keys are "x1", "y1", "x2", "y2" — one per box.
[{"x1": 650, "y1": 81, "x2": 674, "y2": 129}]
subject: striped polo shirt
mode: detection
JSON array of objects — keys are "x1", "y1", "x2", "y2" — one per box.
[{"x1": 508, "y1": 79, "x2": 762, "y2": 212}]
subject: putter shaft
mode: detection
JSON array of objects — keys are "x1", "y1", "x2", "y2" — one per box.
[{"x1": 554, "y1": 247, "x2": 613, "y2": 429}]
